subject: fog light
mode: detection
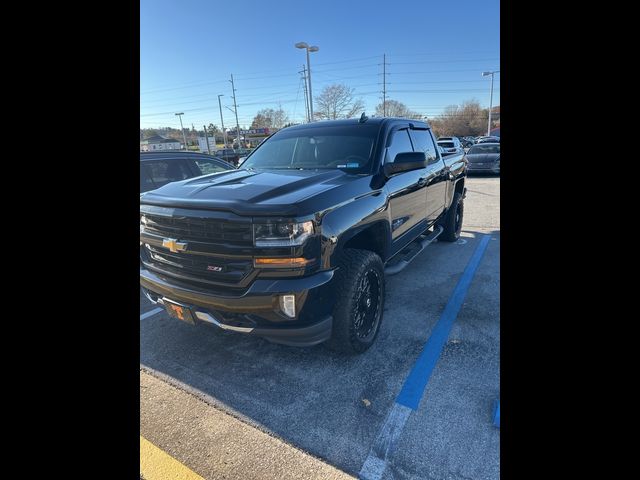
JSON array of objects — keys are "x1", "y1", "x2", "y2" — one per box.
[{"x1": 279, "y1": 294, "x2": 296, "y2": 318}]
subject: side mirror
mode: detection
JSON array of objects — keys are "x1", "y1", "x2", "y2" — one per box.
[{"x1": 383, "y1": 152, "x2": 427, "y2": 177}]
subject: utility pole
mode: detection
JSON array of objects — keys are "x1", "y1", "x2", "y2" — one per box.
[
  {"x1": 175, "y1": 112, "x2": 187, "y2": 150},
  {"x1": 230, "y1": 74, "x2": 242, "y2": 148},
  {"x1": 305, "y1": 49, "x2": 314, "y2": 121},
  {"x1": 299, "y1": 65, "x2": 309, "y2": 123},
  {"x1": 488, "y1": 73, "x2": 495, "y2": 136},
  {"x1": 482, "y1": 70, "x2": 499, "y2": 136},
  {"x1": 382, "y1": 54, "x2": 387, "y2": 116},
  {"x1": 217, "y1": 94, "x2": 227, "y2": 148},
  {"x1": 203, "y1": 124, "x2": 211, "y2": 154}
]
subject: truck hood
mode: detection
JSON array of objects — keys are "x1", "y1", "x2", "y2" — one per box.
[{"x1": 140, "y1": 168, "x2": 374, "y2": 217}]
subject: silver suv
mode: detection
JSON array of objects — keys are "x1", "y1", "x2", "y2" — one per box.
[{"x1": 437, "y1": 136, "x2": 463, "y2": 154}]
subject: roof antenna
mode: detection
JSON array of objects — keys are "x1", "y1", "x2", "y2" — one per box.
[{"x1": 359, "y1": 112, "x2": 368, "y2": 123}]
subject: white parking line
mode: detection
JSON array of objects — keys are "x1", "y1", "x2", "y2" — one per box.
[
  {"x1": 359, "y1": 403, "x2": 412, "y2": 480},
  {"x1": 140, "y1": 307, "x2": 163, "y2": 321}
]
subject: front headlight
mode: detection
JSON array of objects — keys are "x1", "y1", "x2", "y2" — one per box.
[{"x1": 254, "y1": 221, "x2": 314, "y2": 247}]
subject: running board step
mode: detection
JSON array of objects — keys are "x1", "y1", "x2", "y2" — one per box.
[{"x1": 384, "y1": 225, "x2": 444, "y2": 276}]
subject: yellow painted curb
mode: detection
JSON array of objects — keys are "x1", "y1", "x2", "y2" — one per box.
[{"x1": 140, "y1": 435, "x2": 204, "y2": 480}]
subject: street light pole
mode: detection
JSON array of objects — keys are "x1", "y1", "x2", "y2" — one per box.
[
  {"x1": 482, "y1": 70, "x2": 499, "y2": 136},
  {"x1": 217, "y1": 94, "x2": 227, "y2": 148},
  {"x1": 175, "y1": 112, "x2": 187, "y2": 150},
  {"x1": 295, "y1": 42, "x2": 319, "y2": 122}
]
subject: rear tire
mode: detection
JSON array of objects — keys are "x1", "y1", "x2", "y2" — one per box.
[
  {"x1": 326, "y1": 249, "x2": 385, "y2": 353},
  {"x1": 439, "y1": 192, "x2": 464, "y2": 242}
]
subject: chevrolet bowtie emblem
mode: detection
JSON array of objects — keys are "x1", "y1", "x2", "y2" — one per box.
[{"x1": 162, "y1": 238, "x2": 188, "y2": 253}]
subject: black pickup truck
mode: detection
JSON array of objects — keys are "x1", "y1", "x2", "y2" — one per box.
[{"x1": 140, "y1": 116, "x2": 467, "y2": 353}]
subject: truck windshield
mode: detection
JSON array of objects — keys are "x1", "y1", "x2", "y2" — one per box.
[{"x1": 241, "y1": 124, "x2": 378, "y2": 174}]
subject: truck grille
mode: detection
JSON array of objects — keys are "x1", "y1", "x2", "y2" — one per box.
[
  {"x1": 140, "y1": 210, "x2": 254, "y2": 287},
  {"x1": 141, "y1": 214, "x2": 253, "y2": 246},
  {"x1": 143, "y1": 244, "x2": 252, "y2": 285}
]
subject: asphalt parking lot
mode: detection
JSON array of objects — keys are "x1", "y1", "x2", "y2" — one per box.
[{"x1": 140, "y1": 175, "x2": 500, "y2": 480}]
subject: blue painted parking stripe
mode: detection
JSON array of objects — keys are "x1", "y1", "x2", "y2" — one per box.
[
  {"x1": 360, "y1": 234, "x2": 492, "y2": 480},
  {"x1": 396, "y1": 234, "x2": 491, "y2": 410}
]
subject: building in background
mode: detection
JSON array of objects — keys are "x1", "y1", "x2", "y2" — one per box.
[{"x1": 140, "y1": 135, "x2": 182, "y2": 152}]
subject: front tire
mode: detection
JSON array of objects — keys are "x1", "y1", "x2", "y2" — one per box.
[
  {"x1": 327, "y1": 249, "x2": 385, "y2": 353},
  {"x1": 439, "y1": 192, "x2": 464, "y2": 242}
]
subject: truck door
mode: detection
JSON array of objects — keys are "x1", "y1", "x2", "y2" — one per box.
[
  {"x1": 384, "y1": 127, "x2": 429, "y2": 254},
  {"x1": 409, "y1": 128, "x2": 447, "y2": 222}
]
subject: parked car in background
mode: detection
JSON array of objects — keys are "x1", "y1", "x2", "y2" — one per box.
[
  {"x1": 235, "y1": 148, "x2": 253, "y2": 157},
  {"x1": 437, "y1": 136, "x2": 464, "y2": 154},
  {"x1": 214, "y1": 148, "x2": 241, "y2": 166},
  {"x1": 140, "y1": 151, "x2": 235, "y2": 193},
  {"x1": 465, "y1": 143, "x2": 500, "y2": 175},
  {"x1": 475, "y1": 136, "x2": 500, "y2": 144},
  {"x1": 236, "y1": 148, "x2": 255, "y2": 166},
  {"x1": 460, "y1": 137, "x2": 475, "y2": 148}
]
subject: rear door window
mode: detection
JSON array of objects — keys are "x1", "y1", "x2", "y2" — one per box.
[{"x1": 409, "y1": 129, "x2": 440, "y2": 165}]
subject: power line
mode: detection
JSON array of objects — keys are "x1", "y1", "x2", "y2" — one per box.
[
  {"x1": 313, "y1": 55, "x2": 381, "y2": 66},
  {"x1": 385, "y1": 80, "x2": 500, "y2": 85},
  {"x1": 313, "y1": 63, "x2": 379, "y2": 74},
  {"x1": 140, "y1": 52, "x2": 498, "y2": 93},
  {"x1": 387, "y1": 88, "x2": 501, "y2": 93},
  {"x1": 386, "y1": 50, "x2": 498, "y2": 57},
  {"x1": 141, "y1": 92, "x2": 500, "y2": 119},
  {"x1": 382, "y1": 54, "x2": 387, "y2": 116},
  {"x1": 141, "y1": 79, "x2": 229, "y2": 95},
  {"x1": 390, "y1": 58, "x2": 500, "y2": 65},
  {"x1": 387, "y1": 67, "x2": 500, "y2": 75}
]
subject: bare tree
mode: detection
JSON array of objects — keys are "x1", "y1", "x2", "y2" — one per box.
[
  {"x1": 375, "y1": 99, "x2": 422, "y2": 119},
  {"x1": 428, "y1": 99, "x2": 493, "y2": 137},
  {"x1": 250, "y1": 108, "x2": 289, "y2": 129},
  {"x1": 314, "y1": 84, "x2": 365, "y2": 120}
]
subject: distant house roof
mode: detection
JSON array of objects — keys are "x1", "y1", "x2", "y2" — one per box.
[{"x1": 140, "y1": 135, "x2": 181, "y2": 144}]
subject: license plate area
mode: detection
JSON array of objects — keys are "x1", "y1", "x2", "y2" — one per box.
[{"x1": 162, "y1": 298, "x2": 196, "y2": 325}]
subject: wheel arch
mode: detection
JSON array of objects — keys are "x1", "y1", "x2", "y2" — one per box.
[{"x1": 338, "y1": 221, "x2": 391, "y2": 263}]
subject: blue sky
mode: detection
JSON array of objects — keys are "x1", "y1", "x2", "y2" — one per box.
[{"x1": 140, "y1": 0, "x2": 500, "y2": 130}]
